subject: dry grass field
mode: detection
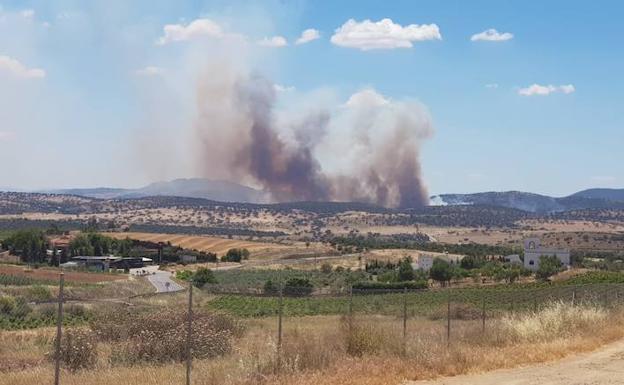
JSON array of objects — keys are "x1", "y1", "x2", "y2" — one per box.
[
  {"x1": 107, "y1": 232, "x2": 332, "y2": 260},
  {"x1": 2, "y1": 301, "x2": 623, "y2": 385}
]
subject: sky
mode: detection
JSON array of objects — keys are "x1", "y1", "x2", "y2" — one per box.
[{"x1": 0, "y1": 0, "x2": 622, "y2": 197}]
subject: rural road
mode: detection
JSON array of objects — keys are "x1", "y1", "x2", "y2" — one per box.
[
  {"x1": 132, "y1": 266, "x2": 184, "y2": 293},
  {"x1": 407, "y1": 339, "x2": 624, "y2": 385}
]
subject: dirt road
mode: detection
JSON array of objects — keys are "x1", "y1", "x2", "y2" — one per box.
[{"x1": 408, "y1": 339, "x2": 624, "y2": 385}]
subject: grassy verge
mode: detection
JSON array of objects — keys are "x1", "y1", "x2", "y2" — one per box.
[{"x1": 2, "y1": 302, "x2": 623, "y2": 385}]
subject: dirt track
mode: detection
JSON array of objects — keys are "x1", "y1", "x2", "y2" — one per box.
[{"x1": 408, "y1": 339, "x2": 624, "y2": 385}]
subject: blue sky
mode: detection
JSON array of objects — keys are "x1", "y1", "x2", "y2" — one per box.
[{"x1": 0, "y1": 0, "x2": 622, "y2": 197}]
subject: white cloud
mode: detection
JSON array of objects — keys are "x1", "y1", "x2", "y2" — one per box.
[
  {"x1": 485, "y1": 83, "x2": 499, "y2": 89},
  {"x1": 345, "y1": 88, "x2": 389, "y2": 108},
  {"x1": 157, "y1": 18, "x2": 229, "y2": 45},
  {"x1": 518, "y1": 84, "x2": 576, "y2": 96},
  {"x1": 559, "y1": 84, "x2": 576, "y2": 94},
  {"x1": 136, "y1": 66, "x2": 165, "y2": 76},
  {"x1": 331, "y1": 18, "x2": 441, "y2": 50},
  {"x1": 274, "y1": 84, "x2": 295, "y2": 92},
  {"x1": 470, "y1": 28, "x2": 513, "y2": 42},
  {"x1": 295, "y1": 28, "x2": 320, "y2": 45},
  {"x1": 0, "y1": 55, "x2": 45, "y2": 79},
  {"x1": 257, "y1": 35, "x2": 287, "y2": 47}
]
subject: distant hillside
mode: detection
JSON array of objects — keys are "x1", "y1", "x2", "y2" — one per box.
[
  {"x1": 43, "y1": 178, "x2": 269, "y2": 204},
  {"x1": 570, "y1": 188, "x2": 624, "y2": 202},
  {"x1": 431, "y1": 190, "x2": 624, "y2": 214}
]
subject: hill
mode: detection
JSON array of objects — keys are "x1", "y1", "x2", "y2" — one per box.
[
  {"x1": 431, "y1": 190, "x2": 624, "y2": 213},
  {"x1": 43, "y1": 178, "x2": 269, "y2": 203},
  {"x1": 570, "y1": 188, "x2": 624, "y2": 202}
]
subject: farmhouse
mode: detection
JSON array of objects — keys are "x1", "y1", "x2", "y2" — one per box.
[
  {"x1": 414, "y1": 255, "x2": 434, "y2": 271},
  {"x1": 522, "y1": 237, "x2": 570, "y2": 271}
]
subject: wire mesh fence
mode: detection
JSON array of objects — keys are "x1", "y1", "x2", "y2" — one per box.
[{"x1": 2, "y1": 273, "x2": 624, "y2": 384}]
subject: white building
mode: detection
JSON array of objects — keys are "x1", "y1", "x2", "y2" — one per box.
[
  {"x1": 523, "y1": 238, "x2": 570, "y2": 271},
  {"x1": 412, "y1": 255, "x2": 434, "y2": 271},
  {"x1": 503, "y1": 254, "x2": 522, "y2": 265}
]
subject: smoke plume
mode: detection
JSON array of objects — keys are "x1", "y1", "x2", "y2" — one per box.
[{"x1": 195, "y1": 68, "x2": 433, "y2": 208}]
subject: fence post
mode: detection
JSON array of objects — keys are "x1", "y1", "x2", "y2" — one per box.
[
  {"x1": 446, "y1": 291, "x2": 451, "y2": 348},
  {"x1": 572, "y1": 289, "x2": 576, "y2": 306},
  {"x1": 186, "y1": 280, "x2": 193, "y2": 385},
  {"x1": 481, "y1": 296, "x2": 486, "y2": 334},
  {"x1": 402, "y1": 287, "x2": 407, "y2": 355},
  {"x1": 276, "y1": 282, "x2": 283, "y2": 372},
  {"x1": 54, "y1": 272, "x2": 65, "y2": 385}
]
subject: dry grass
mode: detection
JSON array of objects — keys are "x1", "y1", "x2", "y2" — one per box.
[{"x1": 2, "y1": 302, "x2": 624, "y2": 385}]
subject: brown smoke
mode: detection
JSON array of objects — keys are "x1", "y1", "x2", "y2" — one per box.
[{"x1": 195, "y1": 70, "x2": 432, "y2": 208}]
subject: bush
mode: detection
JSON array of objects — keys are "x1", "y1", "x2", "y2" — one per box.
[
  {"x1": 220, "y1": 248, "x2": 250, "y2": 263},
  {"x1": 283, "y1": 278, "x2": 313, "y2": 297},
  {"x1": 51, "y1": 328, "x2": 98, "y2": 371},
  {"x1": 92, "y1": 309, "x2": 240, "y2": 364},
  {"x1": 320, "y1": 263, "x2": 332, "y2": 274},
  {"x1": 263, "y1": 279, "x2": 278, "y2": 295},
  {"x1": 28, "y1": 285, "x2": 53, "y2": 301},
  {"x1": 193, "y1": 268, "x2": 217, "y2": 288},
  {"x1": 351, "y1": 281, "x2": 427, "y2": 291}
]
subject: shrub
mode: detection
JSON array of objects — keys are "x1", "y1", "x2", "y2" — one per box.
[
  {"x1": 220, "y1": 248, "x2": 250, "y2": 263},
  {"x1": 0, "y1": 295, "x2": 15, "y2": 315},
  {"x1": 28, "y1": 285, "x2": 52, "y2": 301},
  {"x1": 283, "y1": 278, "x2": 313, "y2": 297},
  {"x1": 51, "y1": 328, "x2": 98, "y2": 371},
  {"x1": 320, "y1": 263, "x2": 332, "y2": 274},
  {"x1": 342, "y1": 319, "x2": 399, "y2": 357},
  {"x1": 263, "y1": 279, "x2": 278, "y2": 295},
  {"x1": 193, "y1": 268, "x2": 217, "y2": 288},
  {"x1": 93, "y1": 309, "x2": 240, "y2": 364}
]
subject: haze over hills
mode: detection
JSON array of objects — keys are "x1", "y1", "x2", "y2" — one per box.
[
  {"x1": 1, "y1": 178, "x2": 620, "y2": 213},
  {"x1": 431, "y1": 189, "x2": 624, "y2": 213},
  {"x1": 40, "y1": 178, "x2": 269, "y2": 204}
]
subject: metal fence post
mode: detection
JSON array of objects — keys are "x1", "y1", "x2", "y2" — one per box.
[
  {"x1": 276, "y1": 282, "x2": 283, "y2": 372},
  {"x1": 446, "y1": 291, "x2": 451, "y2": 348},
  {"x1": 186, "y1": 280, "x2": 193, "y2": 385},
  {"x1": 54, "y1": 272, "x2": 65, "y2": 385},
  {"x1": 402, "y1": 287, "x2": 407, "y2": 355},
  {"x1": 481, "y1": 296, "x2": 486, "y2": 334},
  {"x1": 572, "y1": 289, "x2": 576, "y2": 306}
]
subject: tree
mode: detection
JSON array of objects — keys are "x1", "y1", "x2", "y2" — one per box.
[
  {"x1": 536, "y1": 255, "x2": 563, "y2": 281},
  {"x1": 3, "y1": 229, "x2": 48, "y2": 264},
  {"x1": 192, "y1": 268, "x2": 217, "y2": 288},
  {"x1": 397, "y1": 257, "x2": 415, "y2": 281},
  {"x1": 429, "y1": 258, "x2": 453, "y2": 286},
  {"x1": 221, "y1": 248, "x2": 251, "y2": 263}
]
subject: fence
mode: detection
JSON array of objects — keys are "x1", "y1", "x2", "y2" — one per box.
[{"x1": 2, "y1": 273, "x2": 624, "y2": 384}]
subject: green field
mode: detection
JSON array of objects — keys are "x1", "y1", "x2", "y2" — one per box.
[{"x1": 207, "y1": 282, "x2": 624, "y2": 318}]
